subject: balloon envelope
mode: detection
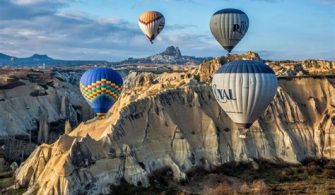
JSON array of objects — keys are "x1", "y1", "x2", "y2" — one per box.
[
  {"x1": 138, "y1": 11, "x2": 165, "y2": 43},
  {"x1": 80, "y1": 68, "x2": 123, "y2": 115},
  {"x1": 210, "y1": 8, "x2": 249, "y2": 53},
  {"x1": 212, "y1": 60, "x2": 277, "y2": 129}
]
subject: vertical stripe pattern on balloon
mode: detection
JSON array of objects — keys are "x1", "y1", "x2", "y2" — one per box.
[{"x1": 210, "y1": 9, "x2": 249, "y2": 52}]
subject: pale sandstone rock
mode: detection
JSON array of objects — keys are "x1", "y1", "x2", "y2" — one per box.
[
  {"x1": 14, "y1": 55, "x2": 335, "y2": 195},
  {"x1": 0, "y1": 70, "x2": 93, "y2": 140}
]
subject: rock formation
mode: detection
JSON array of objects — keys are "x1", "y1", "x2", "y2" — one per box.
[
  {"x1": 37, "y1": 107, "x2": 49, "y2": 144},
  {"x1": 160, "y1": 46, "x2": 182, "y2": 58},
  {"x1": 267, "y1": 59, "x2": 335, "y2": 76},
  {"x1": 0, "y1": 69, "x2": 93, "y2": 142},
  {"x1": 13, "y1": 53, "x2": 335, "y2": 194},
  {"x1": 118, "y1": 46, "x2": 211, "y2": 65},
  {"x1": 64, "y1": 120, "x2": 72, "y2": 135}
]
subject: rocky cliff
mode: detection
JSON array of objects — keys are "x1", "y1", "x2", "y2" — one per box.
[
  {"x1": 13, "y1": 54, "x2": 335, "y2": 194},
  {"x1": 0, "y1": 69, "x2": 93, "y2": 143}
]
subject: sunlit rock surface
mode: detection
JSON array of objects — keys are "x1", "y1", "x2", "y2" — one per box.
[
  {"x1": 267, "y1": 60, "x2": 335, "y2": 76},
  {"x1": 118, "y1": 46, "x2": 210, "y2": 65},
  {"x1": 14, "y1": 54, "x2": 335, "y2": 195}
]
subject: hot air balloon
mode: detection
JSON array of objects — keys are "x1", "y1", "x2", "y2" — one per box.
[
  {"x1": 212, "y1": 60, "x2": 278, "y2": 138},
  {"x1": 210, "y1": 8, "x2": 249, "y2": 53},
  {"x1": 138, "y1": 11, "x2": 165, "y2": 44},
  {"x1": 80, "y1": 67, "x2": 123, "y2": 117}
]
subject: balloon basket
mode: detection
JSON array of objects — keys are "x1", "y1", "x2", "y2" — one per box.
[
  {"x1": 238, "y1": 128, "x2": 249, "y2": 139},
  {"x1": 97, "y1": 113, "x2": 106, "y2": 118},
  {"x1": 239, "y1": 134, "x2": 247, "y2": 139}
]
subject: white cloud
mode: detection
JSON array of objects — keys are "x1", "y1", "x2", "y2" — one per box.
[{"x1": 0, "y1": 0, "x2": 214, "y2": 60}]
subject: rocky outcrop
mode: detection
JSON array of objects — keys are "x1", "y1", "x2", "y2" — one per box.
[
  {"x1": 118, "y1": 46, "x2": 211, "y2": 65},
  {"x1": 267, "y1": 60, "x2": 335, "y2": 76},
  {"x1": 64, "y1": 120, "x2": 72, "y2": 135},
  {"x1": 226, "y1": 51, "x2": 262, "y2": 62},
  {"x1": 160, "y1": 46, "x2": 182, "y2": 58},
  {"x1": 198, "y1": 58, "x2": 222, "y2": 83},
  {"x1": 14, "y1": 56, "x2": 335, "y2": 194},
  {"x1": 0, "y1": 69, "x2": 93, "y2": 141},
  {"x1": 196, "y1": 51, "x2": 264, "y2": 83}
]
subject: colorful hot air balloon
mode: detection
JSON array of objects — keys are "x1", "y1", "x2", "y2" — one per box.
[
  {"x1": 212, "y1": 60, "x2": 278, "y2": 138},
  {"x1": 210, "y1": 8, "x2": 249, "y2": 53},
  {"x1": 80, "y1": 67, "x2": 123, "y2": 117},
  {"x1": 138, "y1": 11, "x2": 165, "y2": 44}
]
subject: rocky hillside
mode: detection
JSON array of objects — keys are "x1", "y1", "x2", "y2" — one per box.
[
  {"x1": 13, "y1": 53, "x2": 335, "y2": 194},
  {"x1": 200, "y1": 51, "x2": 335, "y2": 77},
  {"x1": 118, "y1": 46, "x2": 211, "y2": 65},
  {"x1": 267, "y1": 60, "x2": 335, "y2": 76},
  {"x1": 0, "y1": 69, "x2": 93, "y2": 143}
]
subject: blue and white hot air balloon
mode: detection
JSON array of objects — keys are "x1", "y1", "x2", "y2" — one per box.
[
  {"x1": 212, "y1": 60, "x2": 278, "y2": 138},
  {"x1": 210, "y1": 8, "x2": 249, "y2": 53},
  {"x1": 80, "y1": 67, "x2": 123, "y2": 117}
]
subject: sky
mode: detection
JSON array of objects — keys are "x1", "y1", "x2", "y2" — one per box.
[{"x1": 0, "y1": 0, "x2": 334, "y2": 61}]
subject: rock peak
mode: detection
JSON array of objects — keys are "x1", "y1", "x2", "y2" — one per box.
[
  {"x1": 161, "y1": 46, "x2": 182, "y2": 57},
  {"x1": 30, "y1": 54, "x2": 51, "y2": 60}
]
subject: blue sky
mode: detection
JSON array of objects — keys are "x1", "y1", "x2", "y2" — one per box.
[{"x1": 0, "y1": 0, "x2": 334, "y2": 61}]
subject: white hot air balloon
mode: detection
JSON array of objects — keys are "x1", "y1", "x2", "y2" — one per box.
[
  {"x1": 210, "y1": 8, "x2": 249, "y2": 53},
  {"x1": 138, "y1": 11, "x2": 165, "y2": 44},
  {"x1": 212, "y1": 60, "x2": 278, "y2": 138}
]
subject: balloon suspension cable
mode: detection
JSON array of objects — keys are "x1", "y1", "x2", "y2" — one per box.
[
  {"x1": 238, "y1": 128, "x2": 249, "y2": 139},
  {"x1": 226, "y1": 52, "x2": 231, "y2": 63}
]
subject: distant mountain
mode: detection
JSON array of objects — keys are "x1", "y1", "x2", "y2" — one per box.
[
  {"x1": 118, "y1": 46, "x2": 211, "y2": 65},
  {"x1": 0, "y1": 53, "x2": 12, "y2": 60},
  {"x1": 28, "y1": 54, "x2": 54, "y2": 61},
  {"x1": 0, "y1": 53, "x2": 108, "y2": 67},
  {"x1": 0, "y1": 46, "x2": 211, "y2": 67}
]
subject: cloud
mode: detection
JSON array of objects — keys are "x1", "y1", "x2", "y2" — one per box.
[
  {"x1": 0, "y1": 0, "x2": 143, "y2": 60},
  {"x1": 0, "y1": 1, "x2": 63, "y2": 20},
  {"x1": 11, "y1": 0, "x2": 63, "y2": 5},
  {"x1": 165, "y1": 24, "x2": 197, "y2": 31},
  {"x1": 0, "y1": 0, "x2": 212, "y2": 60},
  {"x1": 2, "y1": 0, "x2": 331, "y2": 61}
]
